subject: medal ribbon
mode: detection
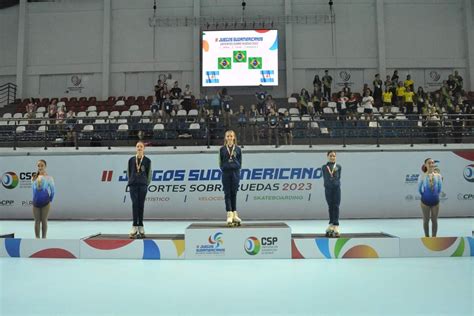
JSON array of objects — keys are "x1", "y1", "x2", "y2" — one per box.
[{"x1": 327, "y1": 163, "x2": 337, "y2": 177}]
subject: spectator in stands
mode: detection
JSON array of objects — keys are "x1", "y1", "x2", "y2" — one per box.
[
  {"x1": 56, "y1": 105, "x2": 65, "y2": 130},
  {"x1": 385, "y1": 75, "x2": 396, "y2": 105},
  {"x1": 396, "y1": 81, "x2": 406, "y2": 111},
  {"x1": 346, "y1": 93, "x2": 358, "y2": 120},
  {"x1": 311, "y1": 86, "x2": 323, "y2": 114},
  {"x1": 170, "y1": 81, "x2": 182, "y2": 101},
  {"x1": 447, "y1": 74, "x2": 458, "y2": 94},
  {"x1": 248, "y1": 104, "x2": 260, "y2": 143},
  {"x1": 453, "y1": 70, "x2": 463, "y2": 94},
  {"x1": 281, "y1": 110, "x2": 293, "y2": 145},
  {"x1": 161, "y1": 82, "x2": 169, "y2": 101},
  {"x1": 161, "y1": 94, "x2": 173, "y2": 124},
  {"x1": 182, "y1": 84, "x2": 193, "y2": 112},
  {"x1": 336, "y1": 91, "x2": 348, "y2": 120},
  {"x1": 391, "y1": 70, "x2": 400, "y2": 86},
  {"x1": 425, "y1": 108, "x2": 440, "y2": 144},
  {"x1": 432, "y1": 91, "x2": 443, "y2": 112},
  {"x1": 415, "y1": 87, "x2": 426, "y2": 114},
  {"x1": 222, "y1": 99, "x2": 233, "y2": 128},
  {"x1": 264, "y1": 95, "x2": 277, "y2": 117},
  {"x1": 48, "y1": 99, "x2": 58, "y2": 124},
  {"x1": 440, "y1": 80, "x2": 449, "y2": 101},
  {"x1": 404, "y1": 74, "x2": 414, "y2": 91},
  {"x1": 322, "y1": 70, "x2": 333, "y2": 100},
  {"x1": 267, "y1": 107, "x2": 279, "y2": 145},
  {"x1": 237, "y1": 105, "x2": 247, "y2": 143},
  {"x1": 31, "y1": 159, "x2": 55, "y2": 239},
  {"x1": 210, "y1": 90, "x2": 222, "y2": 116},
  {"x1": 445, "y1": 90, "x2": 455, "y2": 112},
  {"x1": 404, "y1": 86, "x2": 415, "y2": 116},
  {"x1": 362, "y1": 84, "x2": 372, "y2": 97},
  {"x1": 207, "y1": 109, "x2": 219, "y2": 140},
  {"x1": 361, "y1": 90, "x2": 374, "y2": 121},
  {"x1": 150, "y1": 96, "x2": 160, "y2": 123},
  {"x1": 382, "y1": 86, "x2": 393, "y2": 115},
  {"x1": 297, "y1": 89, "x2": 310, "y2": 115},
  {"x1": 420, "y1": 99, "x2": 431, "y2": 117},
  {"x1": 464, "y1": 103, "x2": 473, "y2": 130},
  {"x1": 451, "y1": 103, "x2": 464, "y2": 143},
  {"x1": 26, "y1": 99, "x2": 37, "y2": 121},
  {"x1": 255, "y1": 85, "x2": 268, "y2": 115},
  {"x1": 373, "y1": 74, "x2": 383, "y2": 108},
  {"x1": 342, "y1": 82, "x2": 351, "y2": 96},
  {"x1": 154, "y1": 80, "x2": 162, "y2": 101},
  {"x1": 313, "y1": 74, "x2": 322, "y2": 91}
]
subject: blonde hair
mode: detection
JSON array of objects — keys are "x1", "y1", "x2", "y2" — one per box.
[{"x1": 224, "y1": 130, "x2": 238, "y2": 146}]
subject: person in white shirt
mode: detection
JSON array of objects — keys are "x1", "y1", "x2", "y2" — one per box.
[{"x1": 361, "y1": 90, "x2": 374, "y2": 121}]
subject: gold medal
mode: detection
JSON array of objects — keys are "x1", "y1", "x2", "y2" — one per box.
[
  {"x1": 227, "y1": 145, "x2": 235, "y2": 162},
  {"x1": 136, "y1": 155, "x2": 144, "y2": 173}
]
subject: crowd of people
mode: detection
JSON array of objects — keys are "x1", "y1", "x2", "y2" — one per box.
[{"x1": 5, "y1": 70, "x2": 473, "y2": 146}]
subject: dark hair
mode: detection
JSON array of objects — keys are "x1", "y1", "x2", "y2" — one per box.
[
  {"x1": 327, "y1": 150, "x2": 336, "y2": 156},
  {"x1": 421, "y1": 158, "x2": 432, "y2": 173}
]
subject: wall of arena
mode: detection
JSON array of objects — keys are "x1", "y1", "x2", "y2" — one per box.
[{"x1": 0, "y1": 0, "x2": 473, "y2": 99}]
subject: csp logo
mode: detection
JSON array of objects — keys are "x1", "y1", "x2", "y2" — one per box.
[
  {"x1": 339, "y1": 71, "x2": 351, "y2": 82},
  {"x1": 2, "y1": 172, "x2": 19, "y2": 189},
  {"x1": 208, "y1": 232, "x2": 223, "y2": 248},
  {"x1": 463, "y1": 164, "x2": 474, "y2": 183},
  {"x1": 244, "y1": 237, "x2": 261, "y2": 255}
]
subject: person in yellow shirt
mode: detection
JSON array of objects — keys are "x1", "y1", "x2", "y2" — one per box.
[
  {"x1": 396, "y1": 82, "x2": 406, "y2": 110},
  {"x1": 404, "y1": 86, "x2": 415, "y2": 115},
  {"x1": 404, "y1": 74, "x2": 414, "y2": 91},
  {"x1": 382, "y1": 87, "x2": 393, "y2": 115}
]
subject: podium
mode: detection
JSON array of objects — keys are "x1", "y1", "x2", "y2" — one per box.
[{"x1": 185, "y1": 222, "x2": 291, "y2": 259}]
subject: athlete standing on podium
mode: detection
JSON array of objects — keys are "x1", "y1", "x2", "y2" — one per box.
[
  {"x1": 219, "y1": 130, "x2": 242, "y2": 227},
  {"x1": 128, "y1": 141, "x2": 152, "y2": 238},
  {"x1": 322, "y1": 150, "x2": 342, "y2": 237}
]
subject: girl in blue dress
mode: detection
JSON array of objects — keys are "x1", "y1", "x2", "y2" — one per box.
[
  {"x1": 418, "y1": 158, "x2": 443, "y2": 237},
  {"x1": 31, "y1": 160, "x2": 55, "y2": 238}
]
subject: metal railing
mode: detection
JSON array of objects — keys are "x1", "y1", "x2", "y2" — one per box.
[{"x1": 0, "y1": 114, "x2": 472, "y2": 149}]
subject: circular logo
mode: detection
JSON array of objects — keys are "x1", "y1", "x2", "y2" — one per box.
[
  {"x1": 429, "y1": 71, "x2": 441, "y2": 82},
  {"x1": 405, "y1": 194, "x2": 414, "y2": 201},
  {"x1": 244, "y1": 237, "x2": 261, "y2": 255},
  {"x1": 208, "y1": 232, "x2": 223, "y2": 248},
  {"x1": 463, "y1": 164, "x2": 474, "y2": 182},
  {"x1": 339, "y1": 71, "x2": 351, "y2": 82},
  {"x1": 71, "y1": 75, "x2": 82, "y2": 86},
  {"x1": 1, "y1": 172, "x2": 19, "y2": 189}
]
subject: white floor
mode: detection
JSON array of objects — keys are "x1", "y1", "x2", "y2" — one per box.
[{"x1": 1, "y1": 219, "x2": 473, "y2": 316}]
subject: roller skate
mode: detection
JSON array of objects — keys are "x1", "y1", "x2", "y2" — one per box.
[
  {"x1": 137, "y1": 226, "x2": 146, "y2": 239},
  {"x1": 227, "y1": 212, "x2": 234, "y2": 227},
  {"x1": 129, "y1": 226, "x2": 138, "y2": 239},
  {"x1": 232, "y1": 211, "x2": 242, "y2": 227},
  {"x1": 325, "y1": 225, "x2": 334, "y2": 237},
  {"x1": 333, "y1": 226, "x2": 340, "y2": 238}
]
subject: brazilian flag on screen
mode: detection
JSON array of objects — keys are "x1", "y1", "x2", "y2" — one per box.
[
  {"x1": 248, "y1": 57, "x2": 262, "y2": 69},
  {"x1": 233, "y1": 50, "x2": 247, "y2": 63},
  {"x1": 218, "y1": 57, "x2": 232, "y2": 70}
]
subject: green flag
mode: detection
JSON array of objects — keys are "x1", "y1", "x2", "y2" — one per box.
[
  {"x1": 233, "y1": 50, "x2": 247, "y2": 63},
  {"x1": 218, "y1": 57, "x2": 232, "y2": 70},
  {"x1": 248, "y1": 57, "x2": 262, "y2": 69}
]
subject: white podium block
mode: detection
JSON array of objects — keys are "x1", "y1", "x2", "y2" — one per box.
[{"x1": 185, "y1": 223, "x2": 291, "y2": 259}]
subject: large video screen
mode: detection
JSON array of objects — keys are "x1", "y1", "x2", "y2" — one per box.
[{"x1": 202, "y1": 30, "x2": 278, "y2": 87}]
